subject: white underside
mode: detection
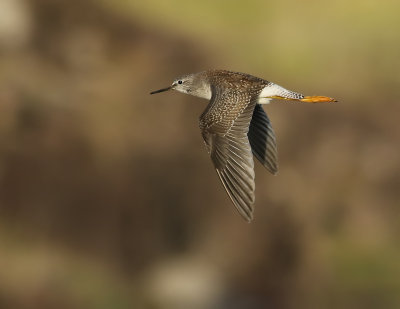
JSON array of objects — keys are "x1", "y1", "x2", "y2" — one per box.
[
  {"x1": 257, "y1": 83, "x2": 303, "y2": 104},
  {"x1": 257, "y1": 97, "x2": 273, "y2": 104}
]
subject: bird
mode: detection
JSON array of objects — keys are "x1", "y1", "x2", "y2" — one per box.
[{"x1": 150, "y1": 70, "x2": 336, "y2": 222}]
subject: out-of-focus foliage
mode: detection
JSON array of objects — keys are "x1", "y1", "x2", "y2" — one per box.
[{"x1": 0, "y1": 0, "x2": 399, "y2": 308}]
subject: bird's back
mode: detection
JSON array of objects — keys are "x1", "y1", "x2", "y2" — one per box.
[
  {"x1": 205, "y1": 70, "x2": 269, "y2": 91},
  {"x1": 200, "y1": 70, "x2": 268, "y2": 134}
]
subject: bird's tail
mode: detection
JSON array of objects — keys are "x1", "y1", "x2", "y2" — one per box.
[{"x1": 260, "y1": 82, "x2": 337, "y2": 103}]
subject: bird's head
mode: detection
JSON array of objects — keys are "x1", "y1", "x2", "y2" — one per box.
[{"x1": 150, "y1": 72, "x2": 211, "y2": 99}]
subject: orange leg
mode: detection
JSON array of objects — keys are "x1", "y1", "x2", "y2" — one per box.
[
  {"x1": 268, "y1": 95, "x2": 337, "y2": 103},
  {"x1": 300, "y1": 96, "x2": 337, "y2": 103}
]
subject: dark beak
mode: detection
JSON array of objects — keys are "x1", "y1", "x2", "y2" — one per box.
[{"x1": 150, "y1": 86, "x2": 172, "y2": 95}]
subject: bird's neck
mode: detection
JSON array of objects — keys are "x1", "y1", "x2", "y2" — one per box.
[{"x1": 189, "y1": 82, "x2": 212, "y2": 100}]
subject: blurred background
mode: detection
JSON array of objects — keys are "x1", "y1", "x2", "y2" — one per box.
[{"x1": 0, "y1": 0, "x2": 399, "y2": 308}]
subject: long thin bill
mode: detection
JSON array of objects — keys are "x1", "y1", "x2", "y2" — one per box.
[{"x1": 150, "y1": 86, "x2": 172, "y2": 95}]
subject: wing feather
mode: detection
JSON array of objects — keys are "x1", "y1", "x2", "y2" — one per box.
[
  {"x1": 248, "y1": 104, "x2": 278, "y2": 174},
  {"x1": 201, "y1": 92, "x2": 257, "y2": 221}
]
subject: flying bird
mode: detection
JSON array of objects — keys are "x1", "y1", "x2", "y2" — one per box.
[{"x1": 151, "y1": 70, "x2": 336, "y2": 221}]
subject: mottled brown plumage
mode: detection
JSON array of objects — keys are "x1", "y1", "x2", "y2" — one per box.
[{"x1": 151, "y1": 70, "x2": 336, "y2": 221}]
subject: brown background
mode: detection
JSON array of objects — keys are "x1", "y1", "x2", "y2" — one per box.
[{"x1": 0, "y1": 0, "x2": 399, "y2": 308}]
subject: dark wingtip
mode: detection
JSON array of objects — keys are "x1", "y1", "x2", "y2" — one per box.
[{"x1": 246, "y1": 211, "x2": 255, "y2": 223}]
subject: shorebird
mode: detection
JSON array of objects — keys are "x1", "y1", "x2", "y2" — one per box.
[{"x1": 151, "y1": 70, "x2": 336, "y2": 222}]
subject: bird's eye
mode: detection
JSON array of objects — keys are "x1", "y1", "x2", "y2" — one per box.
[{"x1": 178, "y1": 80, "x2": 183, "y2": 84}]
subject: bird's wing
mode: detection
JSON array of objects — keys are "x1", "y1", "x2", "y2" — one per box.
[
  {"x1": 248, "y1": 104, "x2": 278, "y2": 174},
  {"x1": 200, "y1": 88, "x2": 256, "y2": 221}
]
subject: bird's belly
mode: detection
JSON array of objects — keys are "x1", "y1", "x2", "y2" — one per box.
[{"x1": 257, "y1": 97, "x2": 272, "y2": 104}]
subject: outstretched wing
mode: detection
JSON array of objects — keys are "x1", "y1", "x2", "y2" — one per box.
[
  {"x1": 200, "y1": 88, "x2": 257, "y2": 221},
  {"x1": 248, "y1": 104, "x2": 278, "y2": 174}
]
